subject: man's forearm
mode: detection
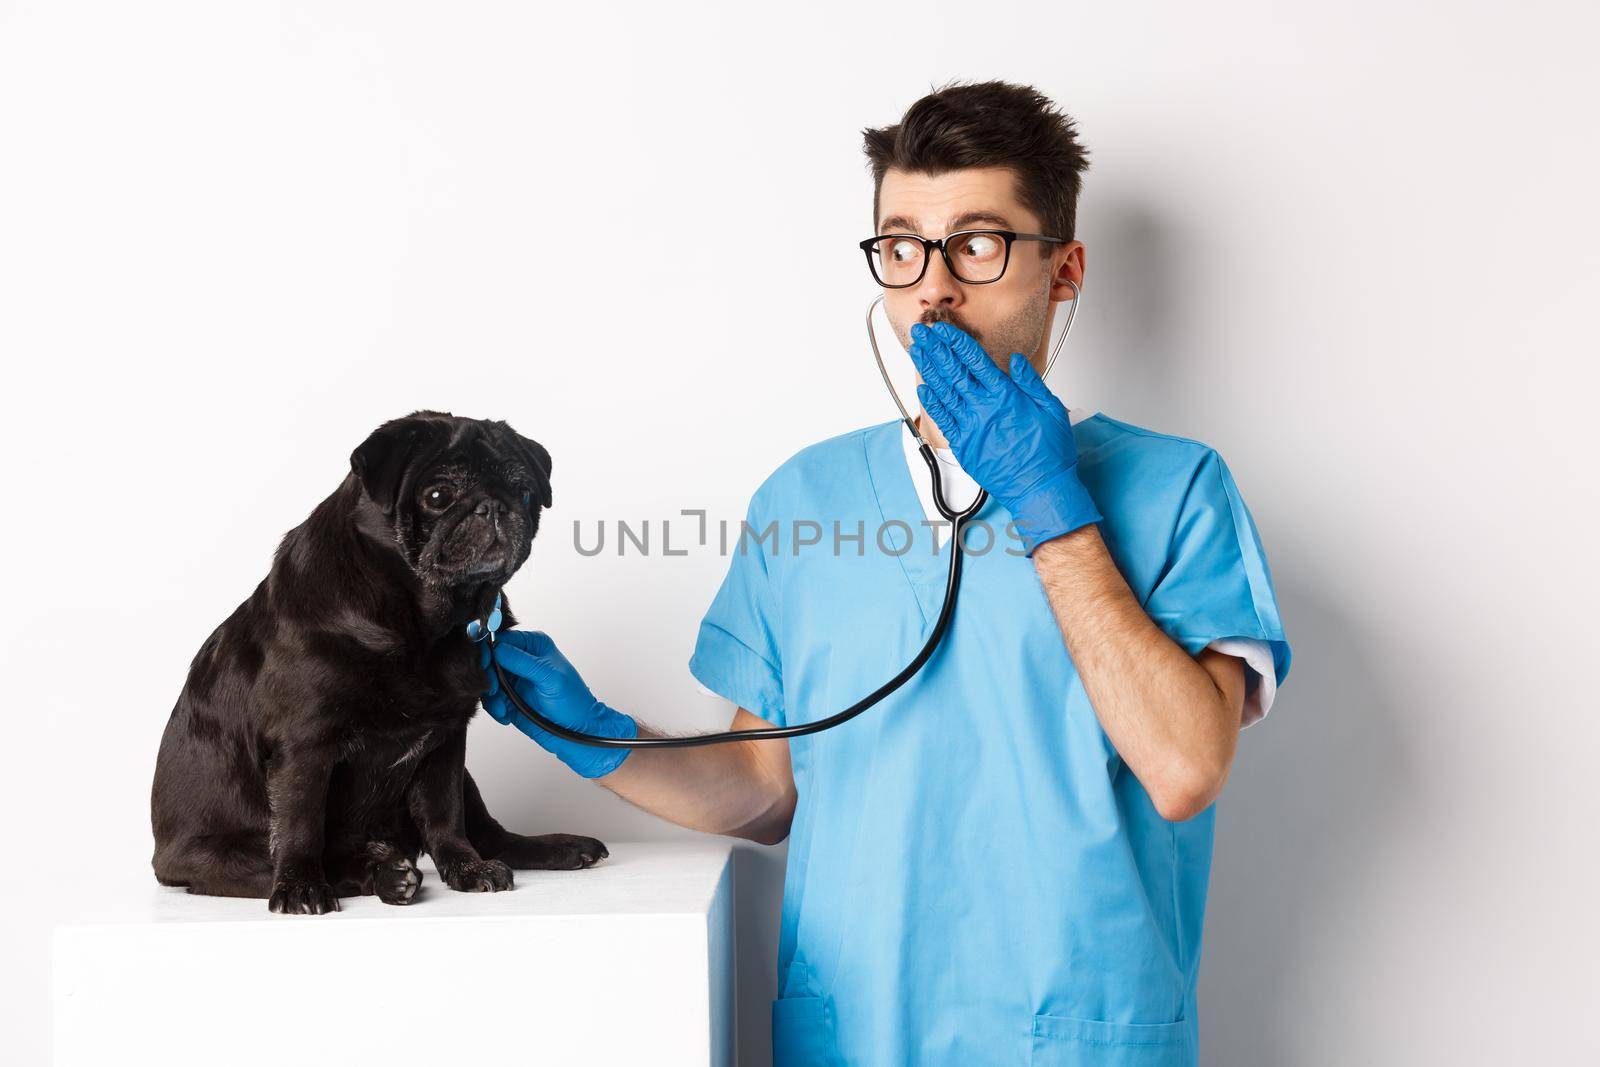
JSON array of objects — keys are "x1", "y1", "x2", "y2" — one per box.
[
  {"x1": 1032, "y1": 524, "x2": 1239, "y2": 821},
  {"x1": 594, "y1": 723, "x2": 794, "y2": 844}
]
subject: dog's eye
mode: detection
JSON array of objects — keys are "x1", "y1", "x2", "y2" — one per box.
[
  {"x1": 422, "y1": 485, "x2": 455, "y2": 511},
  {"x1": 521, "y1": 490, "x2": 532, "y2": 508}
]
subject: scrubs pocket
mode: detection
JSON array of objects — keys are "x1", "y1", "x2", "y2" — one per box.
[
  {"x1": 771, "y1": 994, "x2": 836, "y2": 1066},
  {"x1": 1030, "y1": 1013, "x2": 1192, "y2": 1066}
]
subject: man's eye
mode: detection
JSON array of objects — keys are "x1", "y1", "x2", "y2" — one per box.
[
  {"x1": 422, "y1": 485, "x2": 455, "y2": 510},
  {"x1": 889, "y1": 239, "x2": 922, "y2": 263},
  {"x1": 958, "y1": 234, "x2": 1001, "y2": 260}
]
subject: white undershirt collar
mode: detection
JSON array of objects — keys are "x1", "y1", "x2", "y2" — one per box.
[{"x1": 899, "y1": 407, "x2": 1096, "y2": 520}]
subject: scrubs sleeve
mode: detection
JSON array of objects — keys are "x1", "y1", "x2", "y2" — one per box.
[
  {"x1": 1206, "y1": 636, "x2": 1279, "y2": 729},
  {"x1": 688, "y1": 494, "x2": 787, "y2": 727},
  {"x1": 1144, "y1": 449, "x2": 1292, "y2": 711}
]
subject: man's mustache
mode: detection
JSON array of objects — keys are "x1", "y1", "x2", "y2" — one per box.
[{"x1": 917, "y1": 307, "x2": 982, "y2": 345}]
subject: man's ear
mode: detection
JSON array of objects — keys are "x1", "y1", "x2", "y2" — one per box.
[
  {"x1": 496, "y1": 421, "x2": 553, "y2": 509},
  {"x1": 350, "y1": 417, "x2": 444, "y2": 514}
]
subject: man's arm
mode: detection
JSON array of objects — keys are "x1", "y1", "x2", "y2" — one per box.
[
  {"x1": 483, "y1": 632, "x2": 797, "y2": 844},
  {"x1": 905, "y1": 319, "x2": 1256, "y2": 821},
  {"x1": 1033, "y1": 525, "x2": 1248, "y2": 822},
  {"x1": 596, "y1": 707, "x2": 798, "y2": 845}
]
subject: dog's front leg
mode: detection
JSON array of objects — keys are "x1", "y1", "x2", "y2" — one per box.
[
  {"x1": 265, "y1": 742, "x2": 340, "y2": 914},
  {"x1": 407, "y1": 729, "x2": 513, "y2": 893}
]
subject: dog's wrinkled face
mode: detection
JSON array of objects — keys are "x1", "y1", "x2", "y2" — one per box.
[{"x1": 349, "y1": 411, "x2": 553, "y2": 591}]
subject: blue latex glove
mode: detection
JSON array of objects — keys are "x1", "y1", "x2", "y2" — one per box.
[
  {"x1": 908, "y1": 320, "x2": 1101, "y2": 555},
  {"x1": 479, "y1": 631, "x2": 637, "y2": 779}
]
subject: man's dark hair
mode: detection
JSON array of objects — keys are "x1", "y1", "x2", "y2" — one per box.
[{"x1": 862, "y1": 80, "x2": 1090, "y2": 243}]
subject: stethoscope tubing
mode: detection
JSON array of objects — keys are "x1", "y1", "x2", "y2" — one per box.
[
  {"x1": 490, "y1": 283, "x2": 1080, "y2": 747},
  {"x1": 491, "y1": 445, "x2": 984, "y2": 747}
]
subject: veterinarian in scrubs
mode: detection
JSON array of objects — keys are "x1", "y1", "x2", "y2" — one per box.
[{"x1": 485, "y1": 81, "x2": 1290, "y2": 1066}]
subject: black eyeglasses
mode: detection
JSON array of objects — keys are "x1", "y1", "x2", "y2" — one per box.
[{"x1": 859, "y1": 228, "x2": 1066, "y2": 288}]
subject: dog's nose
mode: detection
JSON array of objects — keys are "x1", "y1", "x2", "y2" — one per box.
[{"x1": 474, "y1": 499, "x2": 502, "y2": 519}]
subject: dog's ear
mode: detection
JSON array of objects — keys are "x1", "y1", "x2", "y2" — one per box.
[
  {"x1": 350, "y1": 416, "x2": 445, "y2": 515},
  {"x1": 496, "y1": 422, "x2": 553, "y2": 509}
]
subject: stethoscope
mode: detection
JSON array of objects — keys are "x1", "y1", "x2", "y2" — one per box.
[{"x1": 480, "y1": 280, "x2": 1082, "y2": 748}]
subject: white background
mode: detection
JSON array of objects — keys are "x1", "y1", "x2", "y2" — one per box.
[{"x1": 3, "y1": 2, "x2": 1597, "y2": 1064}]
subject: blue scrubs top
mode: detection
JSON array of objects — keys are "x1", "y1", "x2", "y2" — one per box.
[{"x1": 689, "y1": 416, "x2": 1291, "y2": 1066}]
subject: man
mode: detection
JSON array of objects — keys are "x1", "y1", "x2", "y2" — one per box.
[{"x1": 485, "y1": 80, "x2": 1291, "y2": 1066}]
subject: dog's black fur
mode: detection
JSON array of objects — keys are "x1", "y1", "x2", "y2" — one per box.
[{"x1": 151, "y1": 410, "x2": 606, "y2": 914}]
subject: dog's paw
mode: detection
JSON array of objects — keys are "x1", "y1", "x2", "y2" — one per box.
[
  {"x1": 268, "y1": 876, "x2": 341, "y2": 915},
  {"x1": 496, "y1": 832, "x2": 610, "y2": 870},
  {"x1": 439, "y1": 857, "x2": 514, "y2": 893},
  {"x1": 372, "y1": 856, "x2": 422, "y2": 905},
  {"x1": 551, "y1": 833, "x2": 609, "y2": 868}
]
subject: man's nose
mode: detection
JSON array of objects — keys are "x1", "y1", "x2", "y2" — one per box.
[{"x1": 914, "y1": 248, "x2": 963, "y2": 311}]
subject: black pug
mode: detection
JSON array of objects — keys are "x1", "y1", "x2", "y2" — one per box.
[{"x1": 151, "y1": 410, "x2": 607, "y2": 914}]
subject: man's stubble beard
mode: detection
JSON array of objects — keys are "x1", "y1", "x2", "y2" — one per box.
[{"x1": 891, "y1": 265, "x2": 1054, "y2": 373}]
